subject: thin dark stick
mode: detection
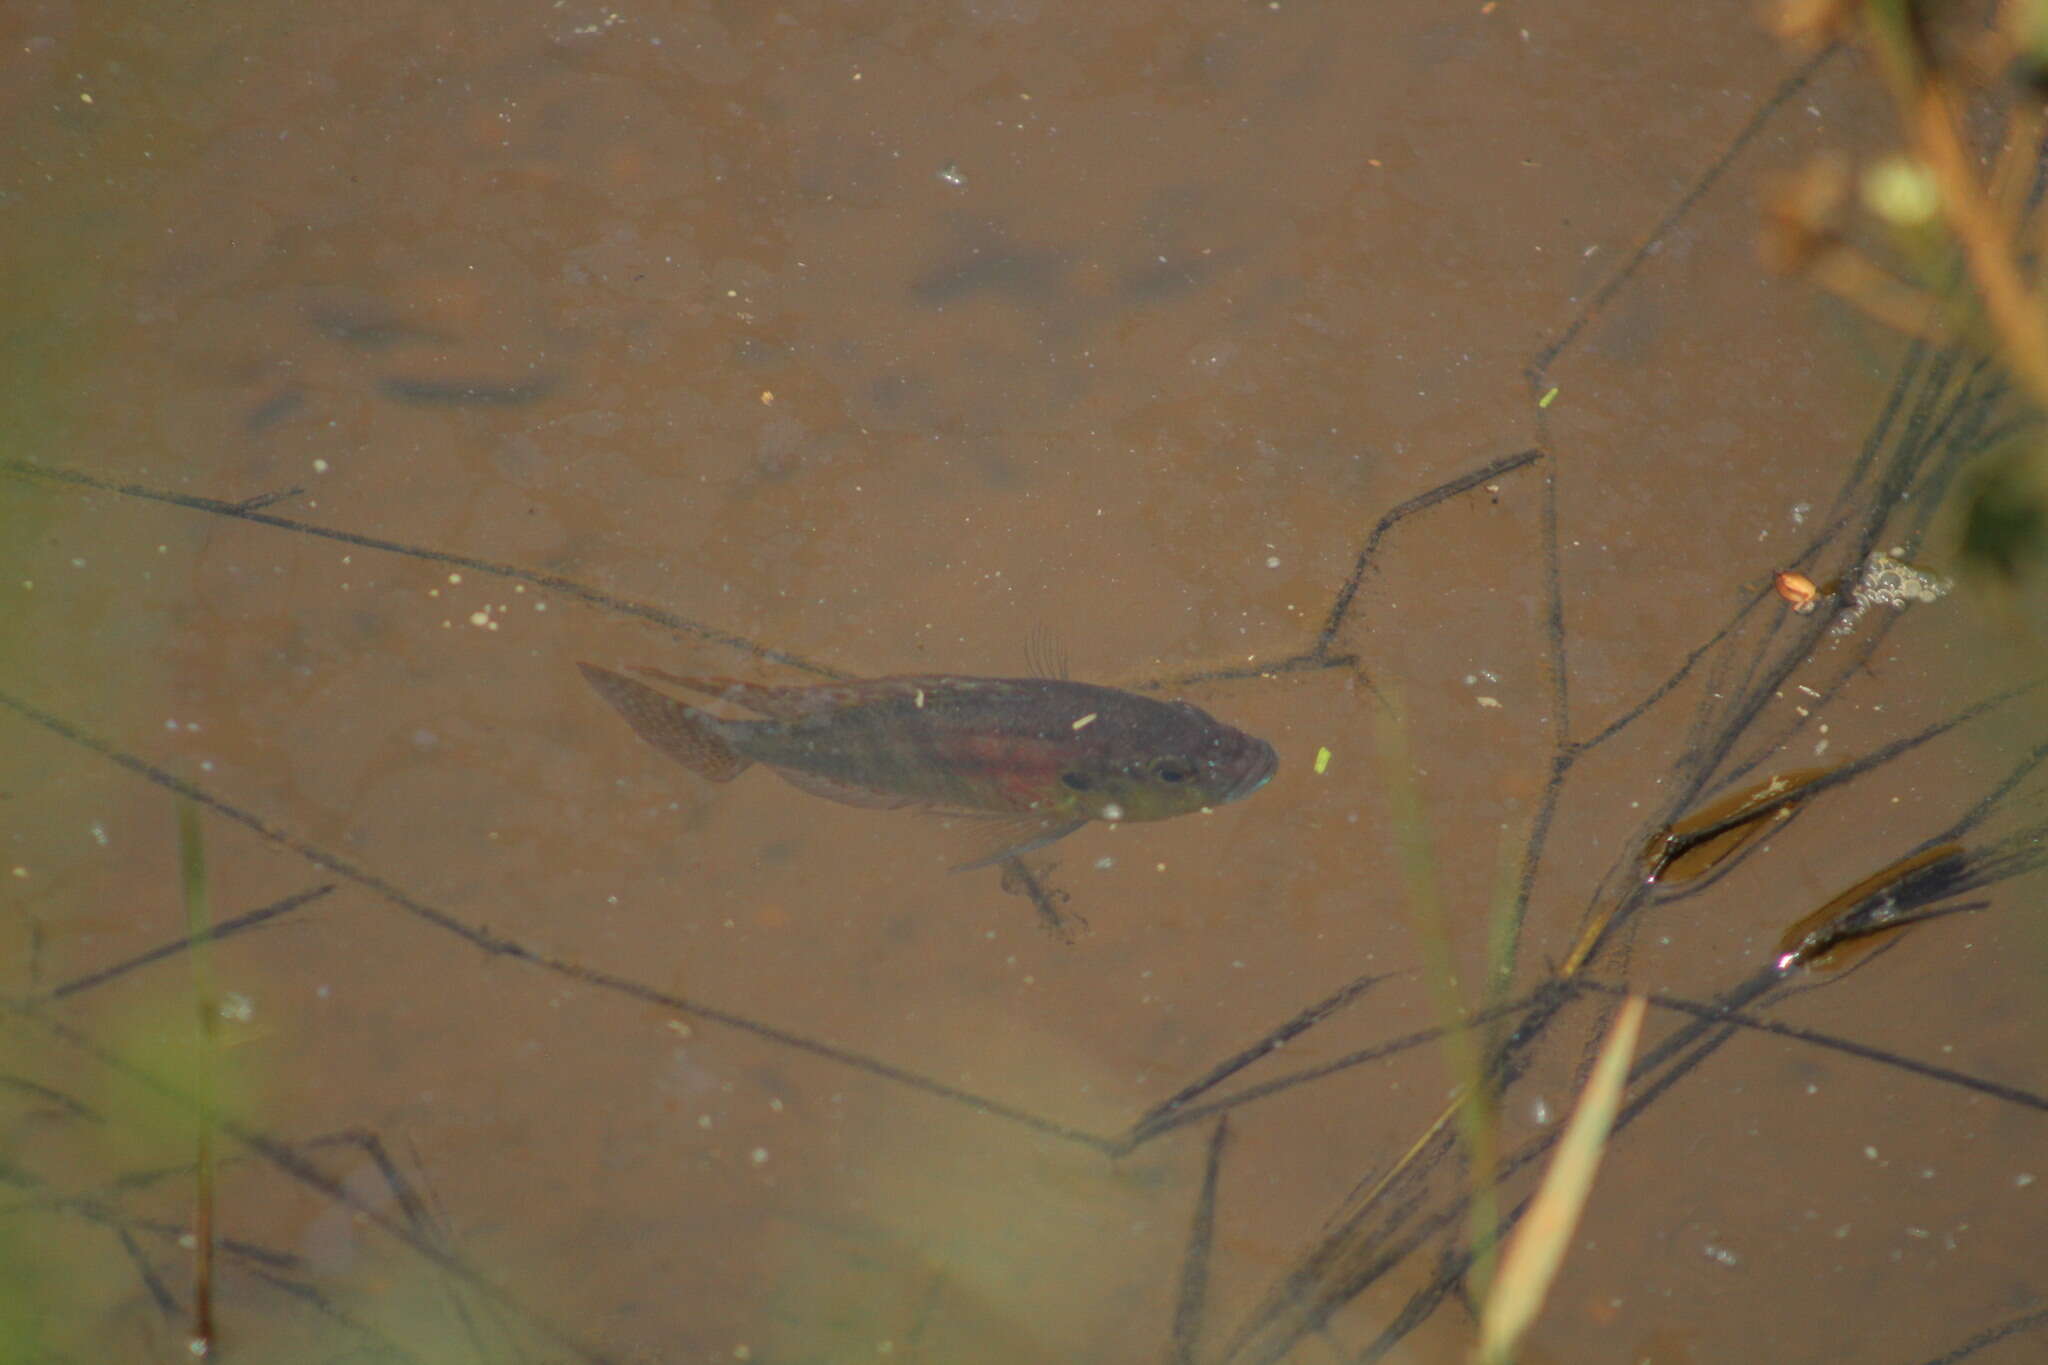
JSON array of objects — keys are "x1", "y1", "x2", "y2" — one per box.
[
  {"x1": 1127, "y1": 970, "x2": 1389, "y2": 1145},
  {"x1": 0, "y1": 457, "x2": 845, "y2": 678},
  {"x1": 1169, "y1": 1117, "x2": 1231, "y2": 1365},
  {"x1": 1528, "y1": 45, "x2": 1838, "y2": 373},
  {"x1": 1314, "y1": 448, "x2": 1544, "y2": 654},
  {"x1": 47, "y1": 884, "x2": 334, "y2": 1002}
]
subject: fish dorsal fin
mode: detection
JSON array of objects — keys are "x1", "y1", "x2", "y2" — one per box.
[
  {"x1": 1024, "y1": 625, "x2": 1070, "y2": 680},
  {"x1": 630, "y1": 667, "x2": 978, "y2": 720},
  {"x1": 629, "y1": 666, "x2": 861, "y2": 720}
]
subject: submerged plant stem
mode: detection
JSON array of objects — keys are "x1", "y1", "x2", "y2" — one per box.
[
  {"x1": 179, "y1": 800, "x2": 219, "y2": 1356},
  {"x1": 1374, "y1": 698, "x2": 1500, "y2": 1296}
]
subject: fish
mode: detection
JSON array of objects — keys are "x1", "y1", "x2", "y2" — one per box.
[{"x1": 577, "y1": 662, "x2": 1278, "y2": 869}]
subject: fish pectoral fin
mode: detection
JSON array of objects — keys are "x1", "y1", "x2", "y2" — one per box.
[
  {"x1": 950, "y1": 816, "x2": 1090, "y2": 873},
  {"x1": 771, "y1": 766, "x2": 924, "y2": 810}
]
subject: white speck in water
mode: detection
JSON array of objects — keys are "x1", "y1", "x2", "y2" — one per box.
[
  {"x1": 936, "y1": 161, "x2": 966, "y2": 187},
  {"x1": 1071, "y1": 712, "x2": 1097, "y2": 730},
  {"x1": 1266, "y1": 556, "x2": 1281, "y2": 568},
  {"x1": 2017, "y1": 1173, "x2": 2037, "y2": 1188},
  {"x1": 750, "y1": 1147, "x2": 769, "y2": 1165},
  {"x1": 1530, "y1": 1097, "x2": 1552, "y2": 1126},
  {"x1": 90, "y1": 822, "x2": 108, "y2": 846},
  {"x1": 1094, "y1": 856, "x2": 1114, "y2": 870},
  {"x1": 1102, "y1": 802, "x2": 1124, "y2": 822},
  {"x1": 1702, "y1": 1243, "x2": 1741, "y2": 1268}
]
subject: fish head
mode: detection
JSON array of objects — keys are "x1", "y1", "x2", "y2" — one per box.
[{"x1": 1058, "y1": 699, "x2": 1278, "y2": 824}]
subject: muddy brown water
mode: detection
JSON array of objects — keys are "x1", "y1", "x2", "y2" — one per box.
[{"x1": 4, "y1": 3, "x2": 2045, "y2": 1362}]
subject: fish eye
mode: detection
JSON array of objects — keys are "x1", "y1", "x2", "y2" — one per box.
[
  {"x1": 1062, "y1": 772, "x2": 1095, "y2": 791},
  {"x1": 1152, "y1": 760, "x2": 1195, "y2": 784}
]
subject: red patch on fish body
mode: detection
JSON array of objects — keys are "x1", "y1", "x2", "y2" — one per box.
[{"x1": 928, "y1": 729, "x2": 1078, "y2": 810}]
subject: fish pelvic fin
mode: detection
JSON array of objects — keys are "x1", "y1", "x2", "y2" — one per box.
[
  {"x1": 579, "y1": 663, "x2": 750, "y2": 782},
  {"x1": 950, "y1": 816, "x2": 1090, "y2": 873}
]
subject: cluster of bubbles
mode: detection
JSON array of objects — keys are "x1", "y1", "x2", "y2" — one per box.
[{"x1": 1829, "y1": 546, "x2": 1952, "y2": 636}]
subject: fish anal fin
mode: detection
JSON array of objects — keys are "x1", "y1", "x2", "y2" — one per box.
[
  {"x1": 772, "y1": 767, "x2": 924, "y2": 810},
  {"x1": 579, "y1": 663, "x2": 750, "y2": 781}
]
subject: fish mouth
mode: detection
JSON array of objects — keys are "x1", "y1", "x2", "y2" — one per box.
[{"x1": 1223, "y1": 740, "x2": 1280, "y2": 803}]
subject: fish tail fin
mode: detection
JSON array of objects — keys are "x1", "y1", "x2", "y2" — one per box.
[{"x1": 578, "y1": 663, "x2": 751, "y2": 782}]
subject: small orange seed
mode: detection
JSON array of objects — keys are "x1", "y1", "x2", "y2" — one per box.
[{"x1": 1774, "y1": 570, "x2": 1819, "y2": 613}]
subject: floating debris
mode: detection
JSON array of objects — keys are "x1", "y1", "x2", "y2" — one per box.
[
  {"x1": 1642, "y1": 768, "x2": 1832, "y2": 885},
  {"x1": 1775, "y1": 844, "x2": 1970, "y2": 973},
  {"x1": 378, "y1": 374, "x2": 559, "y2": 406}
]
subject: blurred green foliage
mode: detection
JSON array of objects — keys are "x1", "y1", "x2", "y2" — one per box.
[{"x1": 1957, "y1": 445, "x2": 2048, "y2": 583}]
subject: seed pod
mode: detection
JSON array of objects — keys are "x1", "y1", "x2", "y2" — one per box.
[{"x1": 1774, "y1": 570, "x2": 1820, "y2": 614}]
